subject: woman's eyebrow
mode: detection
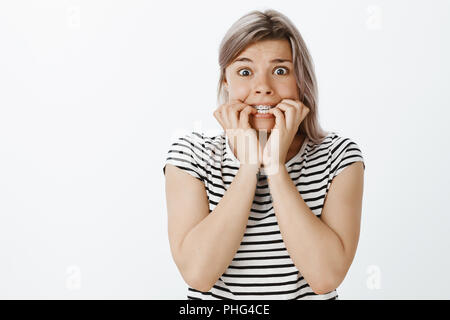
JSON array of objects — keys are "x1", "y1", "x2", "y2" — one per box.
[{"x1": 233, "y1": 57, "x2": 292, "y2": 64}]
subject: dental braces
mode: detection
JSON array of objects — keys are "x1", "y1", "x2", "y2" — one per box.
[{"x1": 254, "y1": 105, "x2": 273, "y2": 114}]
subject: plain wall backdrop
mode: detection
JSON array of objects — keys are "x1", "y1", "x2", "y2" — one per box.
[{"x1": 0, "y1": 0, "x2": 449, "y2": 299}]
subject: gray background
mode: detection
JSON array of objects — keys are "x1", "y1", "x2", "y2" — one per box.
[{"x1": 0, "y1": 0, "x2": 449, "y2": 299}]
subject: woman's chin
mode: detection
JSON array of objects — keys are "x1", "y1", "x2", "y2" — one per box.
[{"x1": 249, "y1": 117, "x2": 275, "y2": 132}]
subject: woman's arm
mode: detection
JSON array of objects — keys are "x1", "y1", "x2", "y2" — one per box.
[
  {"x1": 266, "y1": 162, "x2": 364, "y2": 294},
  {"x1": 165, "y1": 163, "x2": 259, "y2": 292}
]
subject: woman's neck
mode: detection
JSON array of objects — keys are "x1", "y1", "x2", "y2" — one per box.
[
  {"x1": 258, "y1": 131, "x2": 305, "y2": 163},
  {"x1": 285, "y1": 134, "x2": 305, "y2": 163}
]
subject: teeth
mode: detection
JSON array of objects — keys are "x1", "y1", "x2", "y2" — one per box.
[
  {"x1": 254, "y1": 105, "x2": 272, "y2": 114},
  {"x1": 252, "y1": 104, "x2": 274, "y2": 115},
  {"x1": 254, "y1": 105, "x2": 272, "y2": 110}
]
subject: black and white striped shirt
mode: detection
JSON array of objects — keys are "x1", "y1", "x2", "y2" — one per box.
[{"x1": 163, "y1": 130, "x2": 365, "y2": 300}]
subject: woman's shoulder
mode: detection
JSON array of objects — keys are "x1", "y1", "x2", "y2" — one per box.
[
  {"x1": 178, "y1": 130, "x2": 225, "y2": 153},
  {"x1": 169, "y1": 130, "x2": 227, "y2": 163},
  {"x1": 168, "y1": 130, "x2": 218, "y2": 148},
  {"x1": 163, "y1": 130, "x2": 221, "y2": 182},
  {"x1": 319, "y1": 131, "x2": 365, "y2": 174},
  {"x1": 308, "y1": 131, "x2": 363, "y2": 154}
]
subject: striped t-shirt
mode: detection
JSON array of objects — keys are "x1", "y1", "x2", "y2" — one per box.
[{"x1": 163, "y1": 130, "x2": 365, "y2": 300}]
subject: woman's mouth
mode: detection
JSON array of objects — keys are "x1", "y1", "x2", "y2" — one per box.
[{"x1": 251, "y1": 105, "x2": 276, "y2": 119}]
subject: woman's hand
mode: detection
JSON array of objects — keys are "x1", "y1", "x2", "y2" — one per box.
[
  {"x1": 262, "y1": 99, "x2": 310, "y2": 175},
  {"x1": 213, "y1": 99, "x2": 262, "y2": 168}
]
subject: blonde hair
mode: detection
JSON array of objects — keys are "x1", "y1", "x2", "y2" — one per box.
[{"x1": 216, "y1": 9, "x2": 329, "y2": 144}]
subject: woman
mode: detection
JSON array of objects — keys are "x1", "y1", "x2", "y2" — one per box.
[{"x1": 163, "y1": 9, "x2": 365, "y2": 300}]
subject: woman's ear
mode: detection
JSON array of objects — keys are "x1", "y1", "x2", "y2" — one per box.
[{"x1": 223, "y1": 73, "x2": 229, "y2": 89}]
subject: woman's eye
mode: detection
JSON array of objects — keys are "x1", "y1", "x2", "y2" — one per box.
[
  {"x1": 237, "y1": 67, "x2": 289, "y2": 77},
  {"x1": 274, "y1": 67, "x2": 288, "y2": 75},
  {"x1": 238, "y1": 69, "x2": 251, "y2": 76}
]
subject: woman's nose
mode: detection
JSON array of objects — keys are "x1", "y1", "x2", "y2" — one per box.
[
  {"x1": 254, "y1": 75, "x2": 273, "y2": 95},
  {"x1": 256, "y1": 89, "x2": 272, "y2": 95}
]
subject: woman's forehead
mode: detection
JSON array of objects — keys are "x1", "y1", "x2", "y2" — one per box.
[
  {"x1": 232, "y1": 40, "x2": 293, "y2": 65},
  {"x1": 240, "y1": 39, "x2": 291, "y2": 55}
]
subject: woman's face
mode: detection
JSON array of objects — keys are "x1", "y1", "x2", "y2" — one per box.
[{"x1": 224, "y1": 39, "x2": 299, "y2": 132}]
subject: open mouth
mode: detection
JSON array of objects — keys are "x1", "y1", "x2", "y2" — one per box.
[
  {"x1": 249, "y1": 105, "x2": 276, "y2": 118},
  {"x1": 251, "y1": 104, "x2": 277, "y2": 114}
]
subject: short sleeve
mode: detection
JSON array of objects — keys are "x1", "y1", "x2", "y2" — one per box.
[
  {"x1": 162, "y1": 132, "x2": 207, "y2": 183},
  {"x1": 331, "y1": 137, "x2": 365, "y2": 179}
]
